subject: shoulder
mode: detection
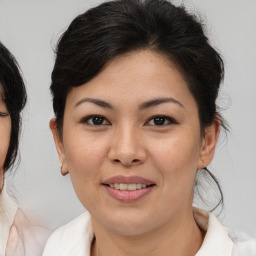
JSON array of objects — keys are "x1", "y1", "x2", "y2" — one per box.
[
  {"x1": 193, "y1": 208, "x2": 256, "y2": 256},
  {"x1": 43, "y1": 211, "x2": 93, "y2": 256},
  {"x1": 6, "y1": 209, "x2": 51, "y2": 256},
  {"x1": 46, "y1": 211, "x2": 92, "y2": 241},
  {"x1": 229, "y1": 230, "x2": 256, "y2": 256},
  {"x1": 0, "y1": 186, "x2": 18, "y2": 255}
]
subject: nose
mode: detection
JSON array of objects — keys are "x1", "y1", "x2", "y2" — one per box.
[{"x1": 107, "y1": 125, "x2": 147, "y2": 167}]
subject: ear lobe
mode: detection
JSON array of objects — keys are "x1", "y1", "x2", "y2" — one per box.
[
  {"x1": 60, "y1": 163, "x2": 69, "y2": 176},
  {"x1": 197, "y1": 118, "x2": 220, "y2": 170},
  {"x1": 49, "y1": 118, "x2": 69, "y2": 176}
]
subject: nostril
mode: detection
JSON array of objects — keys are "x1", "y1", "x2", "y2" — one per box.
[{"x1": 113, "y1": 158, "x2": 140, "y2": 165}]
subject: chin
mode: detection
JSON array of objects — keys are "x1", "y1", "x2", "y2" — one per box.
[
  {"x1": 110, "y1": 222, "x2": 153, "y2": 236},
  {"x1": 98, "y1": 210, "x2": 157, "y2": 236}
]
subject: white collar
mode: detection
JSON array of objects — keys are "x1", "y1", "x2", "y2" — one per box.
[
  {"x1": 0, "y1": 186, "x2": 18, "y2": 255},
  {"x1": 44, "y1": 208, "x2": 236, "y2": 256},
  {"x1": 194, "y1": 208, "x2": 233, "y2": 256}
]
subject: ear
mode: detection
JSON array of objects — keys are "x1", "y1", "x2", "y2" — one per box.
[
  {"x1": 49, "y1": 118, "x2": 69, "y2": 176},
  {"x1": 197, "y1": 117, "x2": 220, "y2": 170}
]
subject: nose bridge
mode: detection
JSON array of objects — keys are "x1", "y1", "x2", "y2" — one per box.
[
  {"x1": 108, "y1": 121, "x2": 146, "y2": 166},
  {"x1": 116, "y1": 123, "x2": 137, "y2": 151}
]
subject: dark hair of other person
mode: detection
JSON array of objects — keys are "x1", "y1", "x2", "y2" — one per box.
[
  {"x1": 50, "y1": 0, "x2": 228, "y2": 210},
  {"x1": 0, "y1": 41, "x2": 27, "y2": 171}
]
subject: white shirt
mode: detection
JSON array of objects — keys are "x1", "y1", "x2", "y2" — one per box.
[
  {"x1": 0, "y1": 186, "x2": 18, "y2": 256},
  {"x1": 43, "y1": 208, "x2": 256, "y2": 256}
]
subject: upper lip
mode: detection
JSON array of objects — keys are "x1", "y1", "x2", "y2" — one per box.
[{"x1": 102, "y1": 175, "x2": 155, "y2": 185}]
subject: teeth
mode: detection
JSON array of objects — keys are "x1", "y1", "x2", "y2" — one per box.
[
  {"x1": 136, "y1": 184, "x2": 142, "y2": 189},
  {"x1": 128, "y1": 184, "x2": 137, "y2": 190},
  {"x1": 109, "y1": 183, "x2": 149, "y2": 191},
  {"x1": 119, "y1": 184, "x2": 128, "y2": 190},
  {"x1": 114, "y1": 183, "x2": 120, "y2": 189}
]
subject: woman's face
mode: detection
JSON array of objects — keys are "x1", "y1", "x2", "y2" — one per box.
[
  {"x1": 51, "y1": 50, "x2": 219, "y2": 235},
  {"x1": 0, "y1": 85, "x2": 11, "y2": 190}
]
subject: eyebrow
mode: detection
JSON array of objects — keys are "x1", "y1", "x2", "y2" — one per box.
[
  {"x1": 75, "y1": 97, "x2": 184, "y2": 110},
  {"x1": 139, "y1": 97, "x2": 184, "y2": 110},
  {"x1": 75, "y1": 98, "x2": 113, "y2": 109}
]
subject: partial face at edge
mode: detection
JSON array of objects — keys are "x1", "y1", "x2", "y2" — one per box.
[
  {"x1": 50, "y1": 50, "x2": 219, "y2": 235},
  {"x1": 0, "y1": 85, "x2": 11, "y2": 191}
]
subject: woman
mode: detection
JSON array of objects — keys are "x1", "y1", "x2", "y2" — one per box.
[
  {"x1": 0, "y1": 41, "x2": 49, "y2": 256},
  {"x1": 43, "y1": 0, "x2": 256, "y2": 255},
  {"x1": 0, "y1": 41, "x2": 27, "y2": 254}
]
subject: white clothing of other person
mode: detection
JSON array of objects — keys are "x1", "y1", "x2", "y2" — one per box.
[
  {"x1": 0, "y1": 187, "x2": 50, "y2": 256},
  {"x1": 0, "y1": 187, "x2": 17, "y2": 255}
]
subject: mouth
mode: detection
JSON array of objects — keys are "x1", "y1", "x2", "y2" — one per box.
[
  {"x1": 102, "y1": 176, "x2": 156, "y2": 202},
  {"x1": 103, "y1": 183, "x2": 155, "y2": 191}
]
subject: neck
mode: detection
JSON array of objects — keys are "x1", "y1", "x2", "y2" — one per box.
[{"x1": 91, "y1": 208, "x2": 204, "y2": 256}]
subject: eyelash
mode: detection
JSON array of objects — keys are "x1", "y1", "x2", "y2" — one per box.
[
  {"x1": 80, "y1": 115, "x2": 178, "y2": 127},
  {"x1": 80, "y1": 115, "x2": 110, "y2": 126},
  {"x1": 0, "y1": 112, "x2": 9, "y2": 117},
  {"x1": 145, "y1": 115, "x2": 178, "y2": 126}
]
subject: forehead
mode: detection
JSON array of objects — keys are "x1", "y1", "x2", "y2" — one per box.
[{"x1": 67, "y1": 50, "x2": 193, "y2": 106}]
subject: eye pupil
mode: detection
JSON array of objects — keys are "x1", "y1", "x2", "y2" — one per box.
[
  {"x1": 92, "y1": 116, "x2": 104, "y2": 125},
  {"x1": 154, "y1": 116, "x2": 165, "y2": 125}
]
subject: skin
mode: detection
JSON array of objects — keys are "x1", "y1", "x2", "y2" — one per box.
[
  {"x1": 0, "y1": 85, "x2": 11, "y2": 191},
  {"x1": 50, "y1": 50, "x2": 220, "y2": 256}
]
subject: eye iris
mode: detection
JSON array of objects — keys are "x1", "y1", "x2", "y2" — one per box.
[
  {"x1": 92, "y1": 116, "x2": 104, "y2": 125},
  {"x1": 154, "y1": 116, "x2": 166, "y2": 125}
]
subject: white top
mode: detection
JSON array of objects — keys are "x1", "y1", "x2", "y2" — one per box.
[
  {"x1": 43, "y1": 208, "x2": 256, "y2": 256},
  {"x1": 0, "y1": 186, "x2": 18, "y2": 256}
]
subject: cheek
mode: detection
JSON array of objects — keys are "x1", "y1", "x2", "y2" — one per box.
[
  {"x1": 64, "y1": 133, "x2": 106, "y2": 170},
  {"x1": 62, "y1": 128, "x2": 107, "y2": 197},
  {"x1": 0, "y1": 119, "x2": 11, "y2": 169},
  {"x1": 151, "y1": 131, "x2": 201, "y2": 169},
  {"x1": 149, "y1": 129, "x2": 202, "y2": 196}
]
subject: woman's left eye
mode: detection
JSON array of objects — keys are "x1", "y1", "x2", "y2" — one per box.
[
  {"x1": 81, "y1": 115, "x2": 110, "y2": 126},
  {"x1": 146, "y1": 115, "x2": 177, "y2": 126}
]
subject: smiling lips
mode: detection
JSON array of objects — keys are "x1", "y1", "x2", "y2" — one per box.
[{"x1": 102, "y1": 175, "x2": 155, "y2": 202}]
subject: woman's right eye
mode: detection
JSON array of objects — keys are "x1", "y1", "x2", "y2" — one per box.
[
  {"x1": 0, "y1": 112, "x2": 9, "y2": 117},
  {"x1": 80, "y1": 115, "x2": 110, "y2": 126}
]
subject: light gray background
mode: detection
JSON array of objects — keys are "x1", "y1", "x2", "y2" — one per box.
[{"x1": 0, "y1": 0, "x2": 255, "y2": 235}]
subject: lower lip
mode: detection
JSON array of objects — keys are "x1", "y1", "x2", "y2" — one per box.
[{"x1": 104, "y1": 185, "x2": 154, "y2": 202}]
